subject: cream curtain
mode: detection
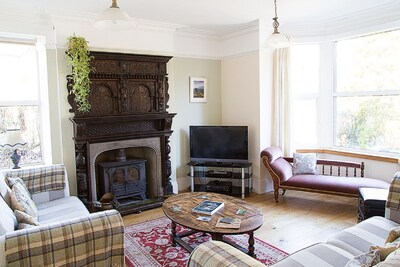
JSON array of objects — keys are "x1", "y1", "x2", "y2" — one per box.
[{"x1": 271, "y1": 47, "x2": 292, "y2": 156}]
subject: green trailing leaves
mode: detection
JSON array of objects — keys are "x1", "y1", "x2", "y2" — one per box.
[{"x1": 66, "y1": 35, "x2": 93, "y2": 112}]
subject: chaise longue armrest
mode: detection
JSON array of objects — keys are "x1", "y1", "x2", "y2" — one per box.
[{"x1": 3, "y1": 210, "x2": 125, "y2": 267}]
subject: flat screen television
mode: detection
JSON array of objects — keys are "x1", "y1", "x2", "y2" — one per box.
[{"x1": 190, "y1": 126, "x2": 248, "y2": 163}]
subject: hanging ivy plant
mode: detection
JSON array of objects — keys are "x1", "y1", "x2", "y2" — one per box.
[{"x1": 66, "y1": 35, "x2": 93, "y2": 112}]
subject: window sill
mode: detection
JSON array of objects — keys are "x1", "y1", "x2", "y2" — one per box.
[{"x1": 296, "y1": 148, "x2": 400, "y2": 164}]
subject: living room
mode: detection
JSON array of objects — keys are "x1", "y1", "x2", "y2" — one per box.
[{"x1": 1, "y1": 0, "x2": 400, "y2": 266}]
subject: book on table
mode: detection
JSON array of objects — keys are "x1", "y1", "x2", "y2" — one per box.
[
  {"x1": 192, "y1": 200, "x2": 224, "y2": 215},
  {"x1": 215, "y1": 217, "x2": 241, "y2": 229}
]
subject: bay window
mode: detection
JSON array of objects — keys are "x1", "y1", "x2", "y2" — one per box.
[
  {"x1": 334, "y1": 29, "x2": 400, "y2": 154},
  {"x1": 291, "y1": 28, "x2": 400, "y2": 156}
]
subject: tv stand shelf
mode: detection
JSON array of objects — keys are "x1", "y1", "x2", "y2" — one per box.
[{"x1": 187, "y1": 161, "x2": 252, "y2": 199}]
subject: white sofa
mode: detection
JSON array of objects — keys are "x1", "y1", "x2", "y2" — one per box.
[
  {"x1": 0, "y1": 164, "x2": 125, "y2": 266},
  {"x1": 188, "y1": 173, "x2": 400, "y2": 267}
]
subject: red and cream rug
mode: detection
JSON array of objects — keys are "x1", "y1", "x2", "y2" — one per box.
[{"x1": 125, "y1": 217, "x2": 288, "y2": 267}]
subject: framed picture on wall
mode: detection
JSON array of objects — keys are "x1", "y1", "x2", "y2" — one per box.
[{"x1": 189, "y1": 76, "x2": 207, "y2": 103}]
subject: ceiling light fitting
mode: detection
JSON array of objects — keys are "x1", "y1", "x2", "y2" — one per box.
[
  {"x1": 93, "y1": 0, "x2": 133, "y2": 30},
  {"x1": 265, "y1": 0, "x2": 290, "y2": 49}
]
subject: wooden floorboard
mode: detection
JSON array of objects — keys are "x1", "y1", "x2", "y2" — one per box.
[{"x1": 122, "y1": 190, "x2": 358, "y2": 254}]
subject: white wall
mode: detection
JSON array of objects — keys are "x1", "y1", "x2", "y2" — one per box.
[
  {"x1": 317, "y1": 154, "x2": 400, "y2": 183},
  {"x1": 221, "y1": 52, "x2": 265, "y2": 193},
  {"x1": 169, "y1": 57, "x2": 222, "y2": 192}
]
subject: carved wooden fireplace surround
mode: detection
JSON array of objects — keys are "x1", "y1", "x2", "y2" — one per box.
[{"x1": 67, "y1": 51, "x2": 175, "y2": 214}]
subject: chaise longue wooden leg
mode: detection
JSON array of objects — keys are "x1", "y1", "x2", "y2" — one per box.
[
  {"x1": 282, "y1": 189, "x2": 286, "y2": 196},
  {"x1": 274, "y1": 189, "x2": 279, "y2": 203}
]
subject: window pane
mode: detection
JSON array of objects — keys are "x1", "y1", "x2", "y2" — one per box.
[
  {"x1": 0, "y1": 106, "x2": 42, "y2": 168},
  {"x1": 293, "y1": 99, "x2": 318, "y2": 147},
  {"x1": 0, "y1": 42, "x2": 39, "y2": 102},
  {"x1": 291, "y1": 44, "x2": 320, "y2": 94},
  {"x1": 336, "y1": 30, "x2": 400, "y2": 92},
  {"x1": 334, "y1": 96, "x2": 400, "y2": 153}
]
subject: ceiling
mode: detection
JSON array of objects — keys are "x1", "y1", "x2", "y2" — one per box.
[{"x1": 1, "y1": 0, "x2": 399, "y2": 36}]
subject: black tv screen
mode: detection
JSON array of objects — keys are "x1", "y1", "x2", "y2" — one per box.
[{"x1": 190, "y1": 126, "x2": 248, "y2": 163}]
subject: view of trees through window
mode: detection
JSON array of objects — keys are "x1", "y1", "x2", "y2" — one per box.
[
  {"x1": 335, "y1": 29, "x2": 400, "y2": 154},
  {"x1": 0, "y1": 41, "x2": 43, "y2": 168}
]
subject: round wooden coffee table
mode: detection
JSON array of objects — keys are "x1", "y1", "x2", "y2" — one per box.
[{"x1": 162, "y1": 192, "x2": 264, "y2": 257}]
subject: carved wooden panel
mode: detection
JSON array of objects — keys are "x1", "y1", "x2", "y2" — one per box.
[
  {"x1": 126, "y1": 81, "x2": 155, "y2": 113},
  {"x1": 92, "y1": 59, "x2": 120, "y2": 73},
  {"x1": 89, "y1": 80, "x2": 118, "y2": 115},
  {"x1": 121, "y1": 61, "x2": 159, "y2": 74}
]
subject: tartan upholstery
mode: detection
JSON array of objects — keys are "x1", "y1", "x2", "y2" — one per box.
[
  {"x1": 187, "y1": 240, "x2": 264, "y2": 267},
  {"x1": 3, "y1": 164, "x2": 66, "y2": 195},
  {"x1": 5, "y1": 209, "x2": 125, "y2": 267},
  {"x1": 386, "y1": 172, "x2": 400, "y2": 210}
]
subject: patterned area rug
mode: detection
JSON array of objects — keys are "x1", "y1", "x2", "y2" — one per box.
[{"x1": 125, "y1": 217, "x2": 288, "y2": 267}]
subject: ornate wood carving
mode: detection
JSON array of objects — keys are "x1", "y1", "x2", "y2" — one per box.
[{"x1": 68, "y1": 52, "x2": 175, "y2": 210}]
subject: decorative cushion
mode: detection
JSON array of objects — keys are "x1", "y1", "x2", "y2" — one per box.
[
  {"x1": 6, "y1": 177, "x2": 31, "y2": 197},
  {"x1": 371, "y1": 243, "x2": 400, "y2": 261},
  {"x1": 14, "y1": 210, "x2": 39, "y2": 230},
  {"x1": 293, "y1": 153, "x2": 317, "y2": 175},
  {"x1": 374, "y1": 247, "x2": 400, "y2": 266},
  {"x1": 386, "y1": 226, "x2": 400, "y2": 243},
  {"x1": 344, "y1": 249, "x2": 380, "y2": 267},
  {"x1": 371, "y1": 233, "x2": 400, "y2": 260},
  {"x1": 10, "y1": 182, "x2": 38, "y2": 219}
]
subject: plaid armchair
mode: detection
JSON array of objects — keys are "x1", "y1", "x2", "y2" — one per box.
[{"x1": 0, "y1": 164, "x2": 125, "y2": 267}]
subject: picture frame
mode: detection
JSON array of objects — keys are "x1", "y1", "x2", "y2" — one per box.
[{"x1": 189, "y1": 76, "x2": 207, "y2": 103}]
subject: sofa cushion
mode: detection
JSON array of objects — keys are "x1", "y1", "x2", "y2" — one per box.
[
  {"x1": 327, "y1": 216, "x2": 400, "y2": 256},
  {"x1": 281, "y1": 175, "x2": 389, "y2": 195},
  {"x1": 271, "y1": 243, "x2": 354, "y2": 267},
  {"x1": 37, "y1": 196, "x2": 89, "y2": 224},
  {"x1": 10, "y1": 182, "x2": 38, "y2": 219},
  {"x1": 0, "y1": 194, "x2": 17, "y2": 235},
  {"x1": 293, "y1": 153, "x2": 317, "y2": 175}
]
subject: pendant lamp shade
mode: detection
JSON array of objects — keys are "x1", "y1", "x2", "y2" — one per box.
[
  {"x1": 93, "y1": 0, "x2": 133, "y2": 30},
  {"x1": 265, "y1": 31, "x2": 290, "y2": 49}
]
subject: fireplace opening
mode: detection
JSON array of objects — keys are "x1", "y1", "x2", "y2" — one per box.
[
  {"x1": 97, "y1": 158, "x2": 147, "y2": 207},
  {"x1": 90, "y1": 139, "x2": 164, "y2": 214}
]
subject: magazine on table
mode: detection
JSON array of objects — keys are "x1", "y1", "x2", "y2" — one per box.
[{"x1": 192, "y1": 200, "x2": 224, "y2": 215}]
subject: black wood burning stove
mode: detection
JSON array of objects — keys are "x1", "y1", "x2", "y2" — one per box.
[{"x1": 97, "y1": 159, "x2": 147, "y2": 207}]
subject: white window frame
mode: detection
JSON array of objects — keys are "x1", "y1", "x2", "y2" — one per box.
[
  {"x1": 331, "y1": 31, "x2": 400, "y2": 156},
  {"x1": 0, "y1": 34, "x2": 52, "y2": 167},
  {"x1": 291, "y1": 44, "x2": 322, "y2": 149}
]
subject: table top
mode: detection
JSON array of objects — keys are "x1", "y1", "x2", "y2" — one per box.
[{"x1": 162, "y1": 192, "x2": 263, "y2": 235}]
